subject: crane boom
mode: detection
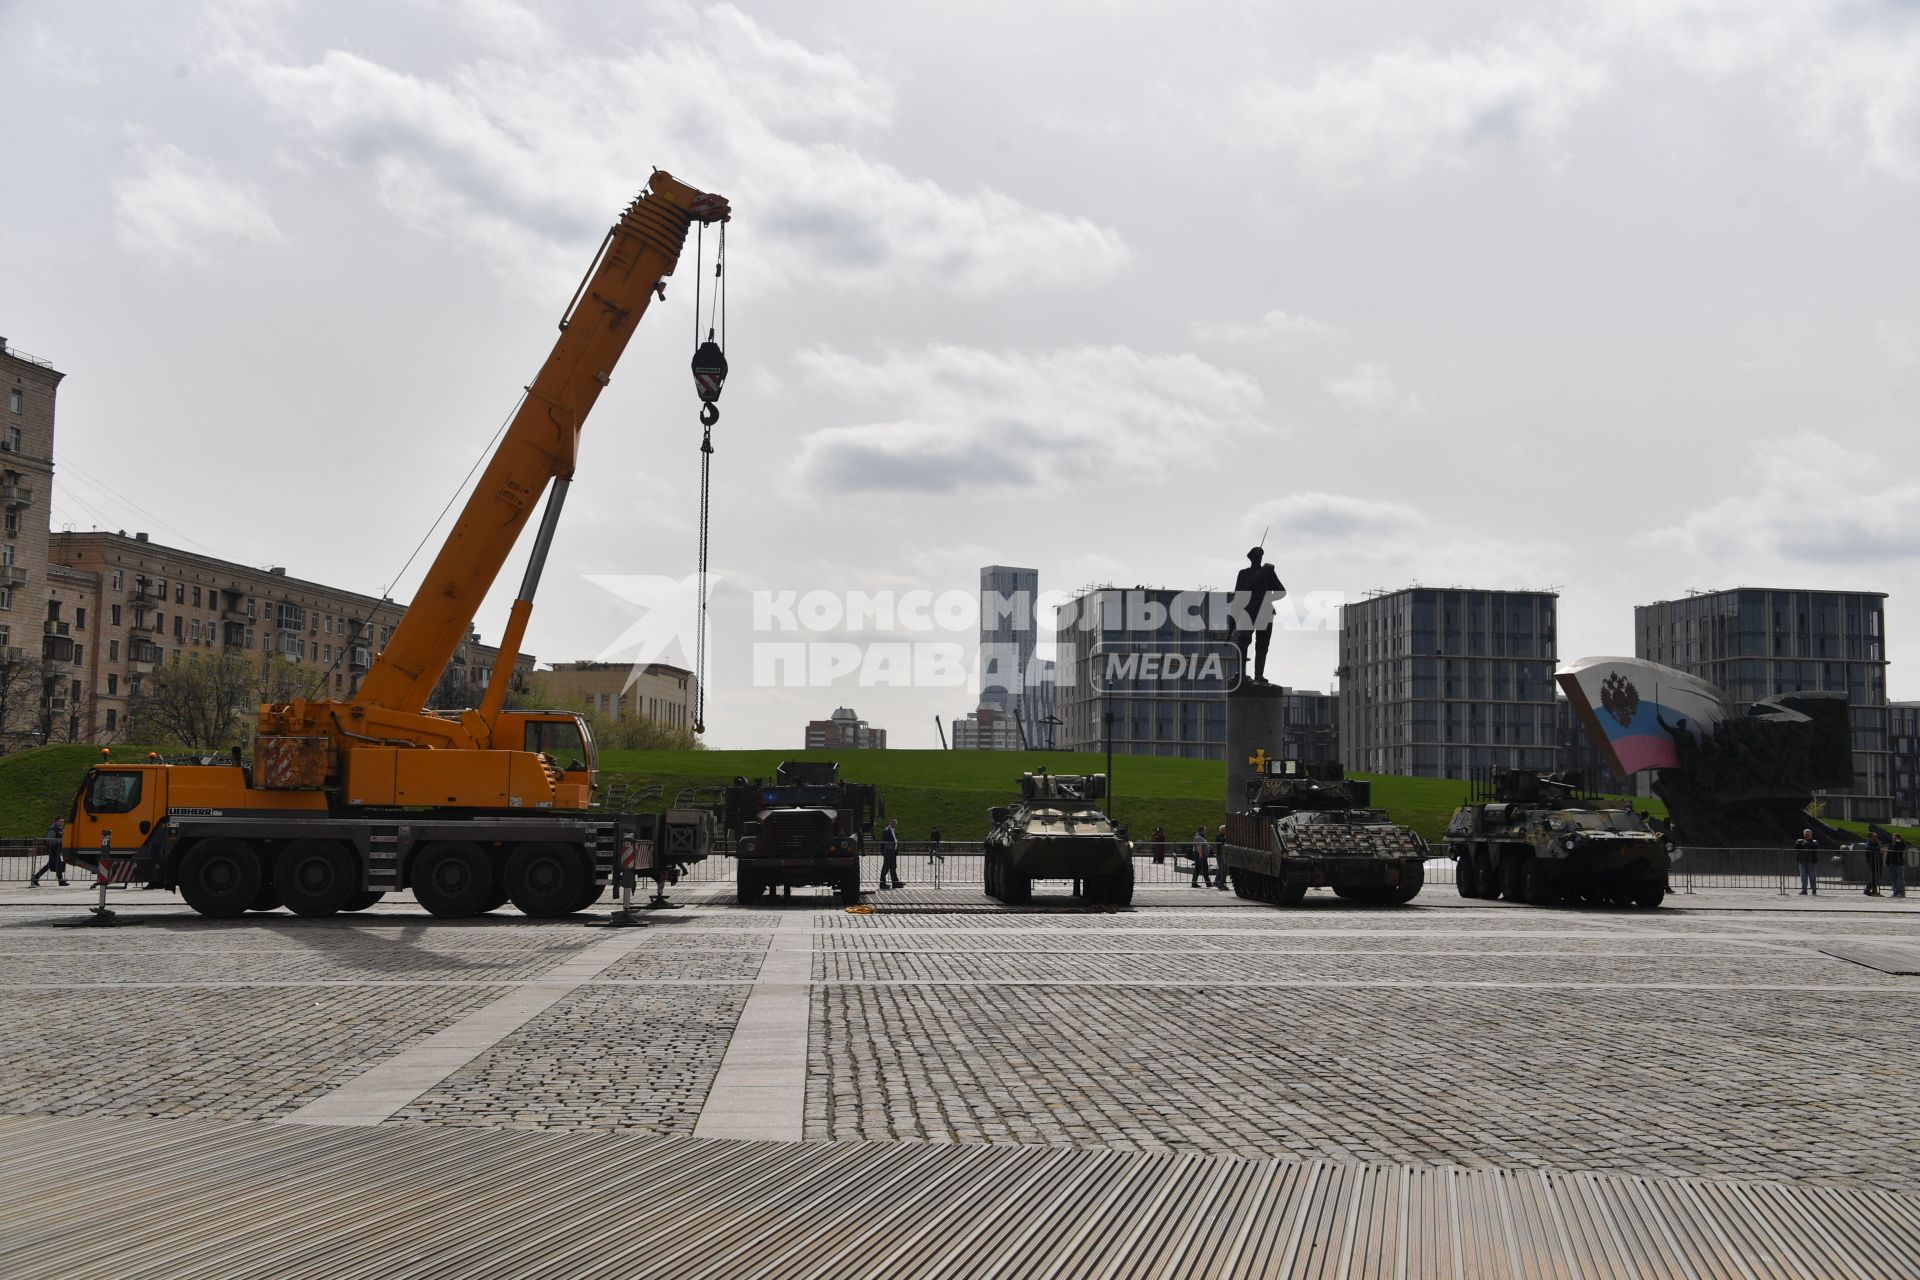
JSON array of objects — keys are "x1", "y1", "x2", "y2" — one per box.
[{"x1": 355, "y1": 171, "x2": 730, "y2": 713}]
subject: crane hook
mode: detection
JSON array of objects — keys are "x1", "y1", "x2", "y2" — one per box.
[{"x1": 700, "y1": 401, "x2": 719, "y2": 428}]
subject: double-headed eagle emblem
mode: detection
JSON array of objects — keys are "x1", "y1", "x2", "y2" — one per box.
[{"x1": 1600, "y1": 671, "x2": 1640, "y2": 728}]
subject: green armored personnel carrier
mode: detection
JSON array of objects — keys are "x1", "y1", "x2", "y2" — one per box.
[
  {"x1": 1444, "y1": 769, "x2": 1669, "y2": 908},
  {"x1": 984, "y1": 772, "x2": 1133, "y2": 906},
  {"x1": 1221, "y1": 761, "x2": 1427, "y2": 905}
]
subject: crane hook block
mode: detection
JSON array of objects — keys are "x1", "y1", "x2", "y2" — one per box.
[
  {"x1": 692, "y1": 339, "x2": 728, "y2": 404},
  {"x1": 700, "y1": 402, "x2": 719, "y2": 427}
]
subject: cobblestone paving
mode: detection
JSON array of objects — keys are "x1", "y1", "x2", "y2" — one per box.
[
  {"x1": 391, "y1": 985, "x2": 752, "y2": 1135},
  {"x1": 0, "y1": 984, "x2": 507, "y2": 1121},
  {"x1": 807, "y1": 889, "x2": 1920, "y2": 1190}
]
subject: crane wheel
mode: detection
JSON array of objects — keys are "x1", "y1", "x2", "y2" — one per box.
[
  {"x1": 569, "y1": 880, "x2": 607, "y2": 913},
  {"x1": 412, "y1": 842, "x2": 493, "y2": 918},
  {"x1": 180, "y1": 839, "x2": 263, "y2": 919},
  {"x1": 342, "y1": 891, "x2": 386, "y2": 912},
  {"x1": 275, "y1": 840, "x2": 357, "y2": 918},
  {"x1": 506, "y1": 843, "x2": 589, "y2": 917},
  {"x1": 248, "y1": 882, "x2": 284, "y2": 913}
]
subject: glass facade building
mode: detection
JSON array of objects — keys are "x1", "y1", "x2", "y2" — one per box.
[
  {"x1": 1891, "y1": 701, "x2": 1919, "y2": 825},
  {"x1": 1635, "y1": 589, "x2": 1890, "y2": 822},
  {"x1": 1337, "y1": 588, "x2": 1560, "y2": 778},
  {"x1": 1055, "y1": 586, "x2": 1230, "y2": 760}
]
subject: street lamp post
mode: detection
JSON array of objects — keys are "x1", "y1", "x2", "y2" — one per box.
[{"x1": 1103, "y1": 708, "x2": 1114, "y2": 817}]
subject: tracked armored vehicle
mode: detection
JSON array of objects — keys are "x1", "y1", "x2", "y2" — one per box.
[
  {"x1": 984, "y1": 772, "x2": 1133, "y2": 906},
  {"x1": 1444, "y1": 770, "x2": 1668, "y2": 908},
  {"x1": 1221, "y1": 761, "x2": 1427, "y2": 905},
  {"x1": 722, "y1": 761, "x2": 879, "y2": 905}
]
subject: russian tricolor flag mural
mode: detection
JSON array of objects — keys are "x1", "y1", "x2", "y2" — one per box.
[{"x1": 1556, "y1": 657, "x2": 1734, "y2": 776}]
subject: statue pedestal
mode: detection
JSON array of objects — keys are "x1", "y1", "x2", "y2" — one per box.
[{"x1": 1226, "y1": 683, "x2": 1289, "y2": 813}]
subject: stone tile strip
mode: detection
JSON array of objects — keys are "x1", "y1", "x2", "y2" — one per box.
[
  {"x1": 278, "y1": 930, "x2": 658, "y2": 1127},
  {"x1": 693, "y1": 911, "x2": 813, "y2": 1142}
]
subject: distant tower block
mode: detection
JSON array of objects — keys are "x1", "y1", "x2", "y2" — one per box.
[{"x1": 1226, "y1": 684, "x2": 1289, "y2": 812}]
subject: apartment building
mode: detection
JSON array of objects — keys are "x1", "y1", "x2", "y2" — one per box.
[{"x1": 539, "y1": 660, "x2": 694, "y2": 730}]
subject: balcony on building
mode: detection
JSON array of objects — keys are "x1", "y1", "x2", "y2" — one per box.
[
  {"x1": 42, "y1": 620, "x2": 75, "y2": 664},
  {"x1": 1, "y1": 481, "x2": 30, "y2": 509},
  {"x1": 129, "y1": 640, "x2": 162, "y2": 673},
  {"x1": 130, "y1": 608, "x2": 164, "y2": 633},
  {"x1": 348, "y1": 647, "x2": 372, "y2": 672},
  {"x1": 0, "y1": 565, "x2": 27, "y2": 588},
  {"x1": 130, "y1": 579, "x2": 159, "y2": 603}
]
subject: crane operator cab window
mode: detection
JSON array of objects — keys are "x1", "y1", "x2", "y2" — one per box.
[
  {"x1": 524, "y1": 719, "x2": 591, "y2": 774},
  {"x1": 86, "y1": 771, "x2": 144, "y2": 814}
]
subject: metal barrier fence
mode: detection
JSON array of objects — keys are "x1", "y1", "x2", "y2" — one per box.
[{"x1": 5, "y1": 838, "x2": 1906, "y2": 899}]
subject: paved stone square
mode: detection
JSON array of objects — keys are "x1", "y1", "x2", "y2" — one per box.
[{"x1": 3, "y1": 877, "x2": 1917, "y2": 1274}]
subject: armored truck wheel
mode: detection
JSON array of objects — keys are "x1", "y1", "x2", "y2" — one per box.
[
  {"x1": 1500, "y1": 855, "x2": 1526, "y2": 902},
  {"x1": 1456, "y1": 854, "x2": 1480, "y2": 898},
  {"x1": 180, "y1": 839, "x2": 264, "y2": 919},
  {"x1": 736, "y1": 865, "x2": 763, "y2": 904},
  {"x1": 1632, "y1": 877, "x2": 1665, "y2": 908},
  {"x1": 839, "y1": 871, "x2": 862, "y2": 905},
  {"x1": 1471, "y1": 851, "x2": 1495, "y2": 899},
  {"x1": 1276, "y1": 880, "x2": 1308, "y2": 906},
  {"x1": 1519, "y1": 860, "x2": 1547, "y2": 907}
]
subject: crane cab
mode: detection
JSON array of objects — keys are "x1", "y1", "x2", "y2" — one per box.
[{"x1": 498, "y1": 710, "x2": 598, "y2": 807}]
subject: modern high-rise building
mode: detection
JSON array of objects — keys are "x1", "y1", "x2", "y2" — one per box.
[
  {"x1": 1280, "y1": 689, "x2": 1339, "y2": 763},
  {"x1": 1889, "y1": 701, "x2": 1919, "y2": 824},
  {"x1": 1635, "y1": 588, "x2": 1891, "y2": 821},
  {"x1": 979, "y1": 565, "x2": 1038, "y2": 713},
  {"x1": 1054, "y1": 585, "x2": 1231, "y2": 760},
  {"x1": 1337, "y1": 587, "x2": 1560, "y2": 778}
]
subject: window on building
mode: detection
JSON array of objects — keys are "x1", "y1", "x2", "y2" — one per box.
[
  {"x1": 107, "y1": 674, "x2": 118, "y2": 696},
  {"x1": 4, "y1": 426, "x2": 18, "y2": 452},
  {"x1": 190, "y1": 620, "x2": 200, "y2": 642},
  {"x1": 172, "y1": 616, "x2": 182, "y2": 639},
  {"x1": 73, "y1": 643, "x2": 82, "y2": 663},
  {"x1": 0, "y1": 587, "x2": 10, "y2": 611},
  {"x1": 74, "y1": 607, "x2": 85, "y2": 630},
  {"x1": 173, "y1": 583, "x2": 183, "y2": 604},
  {"x1": 105, "y1": 708, "x2": 117, "y2": 731},
  {"x1": 111, "y1": 569, "x2": 122, "y2": 592},
  {"x1": 45, "y1": 598, "x2": 57, "y2": 621},
  {"x1": 192, "y1": 587, "x2": 201, "y2": 607},
  {"x1": 7, "y1": 389, "x2": 21, "y2": 414},
  {"x1": 246, "y1": 627, "x2": 254, "y2": 648},
  {"x1": 3, "y1": 512, "x2": 15, "y2": 538},
  {"x1": 109, "y1": 639, "x2": 119, "y2": 661},
  {"x1": 110, "y1": 604, "x2": 121, "y2": 626}
]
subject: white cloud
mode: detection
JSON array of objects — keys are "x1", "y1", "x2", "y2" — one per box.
[
  {"x1": 1236, "y1": 37, "x2": 1609, "y2": 181},
  {"x1": 1251, "y1": 492, "x2": 1427, "y2": 543},
  {"x1": 1609, "y1": 0, "x2": 1920, "y2": 179},
  {"x1": 1641, "y1": 432, "x2": 1920, "y2": 564},
  {"x1": 112, "y1": 143, "x2": 282, "y2": 265},
  {"x1": 1191, "y1": 309, "x2": 1342, "y2": 347},
  {"x1": 226, "y1": 5, "x2": 1129, "y2": 295},
  {"x1": 1326, "y1": 363, "x2": 1425, "y2": 421},
  {"x1": 793, "y1": 343, "x2": 1271, "y2": 494}
]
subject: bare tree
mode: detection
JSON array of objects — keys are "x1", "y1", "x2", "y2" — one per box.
[
  {"x1": 127, "y1": 654, "x2": 259, "y2": 749},
  {"x1": 0, "y1": 648, "x2": 45, "y2": 753}
]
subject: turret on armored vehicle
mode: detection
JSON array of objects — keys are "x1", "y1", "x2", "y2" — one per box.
[
  {"x1": 1221, "y1": 761, "x2": 1427, "y2": 905},
  {"x1": 984, "y1": 772, "x2": 1133, "y2": 906},
  {"x1": 1444, "y1": 769, "x2": 1669, "y2": 908}
]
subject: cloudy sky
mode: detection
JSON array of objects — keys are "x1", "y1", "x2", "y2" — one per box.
[{"x1": 4, "y1": 0, "x2": 1917, "y2": 748}]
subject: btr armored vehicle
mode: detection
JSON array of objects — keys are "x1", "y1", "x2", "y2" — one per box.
[
  {"x1": 722, "y1": 761, "x2": 879, "y2": 905},
  {"x1": 1444, "y1": 770, "x2": 1669, "y2": 908},
  {"x1": 984, "y1": 772, "x2": 1133, "y2": 906},
  {"x1": 1221, "y1": 761, "x2": 1427, "y2": 905}
]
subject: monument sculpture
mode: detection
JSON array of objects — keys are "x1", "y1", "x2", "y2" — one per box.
[
  {"x1": 1558, "y1": 657, "x2": 1855, "y2": 848},
  {"x1": 1229, "y1": 546, "x2": 1284, "y2": 685}
]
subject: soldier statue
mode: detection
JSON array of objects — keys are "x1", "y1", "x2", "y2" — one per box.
[{"x1": 1229, "y1": 546, "x2": 1285, "y2": 685}]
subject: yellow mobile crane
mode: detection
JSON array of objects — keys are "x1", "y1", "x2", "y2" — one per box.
[{"x1": 63, "y1": 171, "x2": 730, "y2": 919}]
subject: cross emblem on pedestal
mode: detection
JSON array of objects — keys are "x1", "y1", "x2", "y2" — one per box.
[{"x1": 1248, "y1": 748, "x2": 1269, "y2": 773}]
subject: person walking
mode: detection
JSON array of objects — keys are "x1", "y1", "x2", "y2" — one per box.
[
  {"x1": 1793, "y1": 828, "x2": 1820, "y2": 896},
  {"x1": 1890, "y1": 833, "x2": 1911, "y2": 899},
  {"x1": 1214, "y1": 823, "x2": 1231, "y2": 889},
  {"x1": 1864, "y1": 832, "x2": 1883, "y2": 897},
  {"x1": 1190, "y1": 826, "x2": 1211, "y2": 889},
  {"x1": 879, "y1": 818, "x2": 904, "y2": 889},
  {"x1": 1150, "y1": 826, "x2": 1166, "y2": 865},
  {"x1": 927, "y1": 825, "x2": 944, "y2": 887},
  {"x1": 29, "y1": 819, "x2": 68, "y2": 888}
]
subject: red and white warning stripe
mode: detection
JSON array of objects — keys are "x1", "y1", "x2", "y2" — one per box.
[
  {"x1": 94, "y1": 859, "x2": 140, "y2": 886},
  {"x1": 620, "y1": 840, "x2": 655, "y2": 872}
]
